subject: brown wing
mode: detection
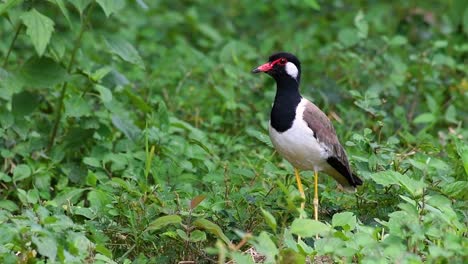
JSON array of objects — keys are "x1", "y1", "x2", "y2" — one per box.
[{"x1": 302, "y1": 101, "x2": 362, "y2": 187}]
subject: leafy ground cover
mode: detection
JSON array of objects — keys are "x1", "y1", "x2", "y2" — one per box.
[{"x1": 0, "y1": 0, "x2": 467, "y2": 263}]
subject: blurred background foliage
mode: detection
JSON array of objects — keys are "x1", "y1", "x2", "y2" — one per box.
[{"x1": 0, "y1": 0, "x2": 467, "y2": 263}]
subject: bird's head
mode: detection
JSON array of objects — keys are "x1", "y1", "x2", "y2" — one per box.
[{"x1": 252, "y1": 52, "x2": 301, "y2": 82}]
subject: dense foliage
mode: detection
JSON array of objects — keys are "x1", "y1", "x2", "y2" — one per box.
[{"x1": 1, "y1": 0, "x2": 467, "y2": 263}]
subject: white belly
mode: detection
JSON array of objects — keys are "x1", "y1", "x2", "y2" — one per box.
[{"x1": 268, "y1": 101, "x2": 329, "y2": 171}]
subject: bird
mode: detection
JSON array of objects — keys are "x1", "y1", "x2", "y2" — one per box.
[{"x1": 252, "y1": 52, "x2": 362, "y2": 222}]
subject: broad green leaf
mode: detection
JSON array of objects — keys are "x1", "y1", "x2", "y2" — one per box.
[
  {"x1": 91, "y1": 66, "x2": 113, "y2": 82},
  {"x1": 303, "y1": 0, "x2": 320, "y2": 10},
  {"x1": 398, "y1": 176, "x2": 425, "y2": 198},
  {"x1": 12, "y1": 91, "x2": 40, "y2": 117},
  {"x1": 147, "y1": 215, "x2": 182, "y2": 231},
  {"x1": 0, "y1": 68, "x2": 23, "y2": 100},
  {"x1": 253, "y1": 231, "x2": 278, "y2": 263},
  {"x1": 261, "y1": 208, "x2": 277, "y2": 232},
  {"x1": 88, "y1": 189, "x2": 112, "y2": 212},
  {"x1": 0, "y1": 0, "x2": 23, "y2": 16},
  {"x1": 69, "y1": 0, "x2": 92, "y2": 15},
  {"x1": 231, "y1": 252, "x2": 255, "y2": 264},
  {"x1": 96, "y1": 85, "x2": 113, "y2": 103},
  {"x1": 52, "y1": 188, "x2": 86, "y2": 206},
  {"x1": 193, "y1": 218, "x2": 230, "y2": 244},
  {"x1": 189, "y1": 230, "x2": 207, "y2": 242},
  {"x1": 332, "y1": 212, "x2": 357, "y2": 231},
  {"x1": 104, "y1": 37, "x2": 145, "y2": 69},
  {"x1": 190, "y1": 194, "x2": 206, "y2": 209},
  {"x1": 444, "y1": 104, "x2": 457, "y2": 123},
  {"x1": 64, "y1": 97, "x2": 92, "y2": 118},
  {"x1": 32, "y1": 236, "x2": 57, "y2": 260},
  {"x1": 20, "y1": 9, "x2": 55, "y2": 56},
  {"x1": 354, "y1": 10, "x2": 368, "y2": 38},
  {"x1": 388, "y1": 35, "x2": 407, "y2": 46},
  {"x1": 246, "y1": 128, "x2": 273, "y2": 147},
  {"x1": 455, "y1": 139, "x2": 468, "y2": 176},
  {"x1": 96, "y1": 0, "x2": 125, "y2": 17},
  {"x1": 13, "y1": 164, "x2": 31, "y2": 182},
  {"x1": 0, "y1": 200, "x2": 19, "y2": 212},
  {"x1": 111, "y1": 115, "x2": 141, "y2": 141},
  {"x1": 338, "y1": 28, "x2": 359, "y2": 47},
  {"x1": 279, "y1": 248, "x2": 306, "y2": 264},
  {"x1": 369, "y1": 170, "x2": 401, "y2": 186},
  {"x1": 123, "y1": 88, "x2": 152, "y2": 113},
  {"x1": 19, "y1": 57, "x2": 67, "y2": 88},
  {"x1": 464, "y1": 7, "x2": 468, "y2": 35},
  {"x1": 83, "y1": 157, "x2": 101, "y2": 167},
  {"x1": 52, "y1": 0, "x2": 72, "y2": 27},
  {"x1": 176, "y1": 229, "x2": 189, "y2": 241},
  {"x1": 290, "y1": 218, "x2": 330, "y2": 237},
  {"x1": 442, "y1": 181, "x2": 468, "y2": 200}
]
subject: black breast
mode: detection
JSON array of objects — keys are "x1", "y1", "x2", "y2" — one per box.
[{"x1": 270, "y1": 95, "x2": 302, "y2": 132}]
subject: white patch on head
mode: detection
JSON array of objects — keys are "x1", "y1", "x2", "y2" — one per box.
[{"x1": 285, "y1": 62, "x2": 299, "y2": 79}]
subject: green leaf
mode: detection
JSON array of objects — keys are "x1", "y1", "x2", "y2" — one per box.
[
  {"x1": 104, "y1": 37, "x2": 145, "y2": 69},
  {"x1": 193, "y1": 218, "x2": 230, "y2": 244},
  {"x1": 354, "y1": 10, "x2": 368, "y2": 38},
  {"x1": 261, "y1": 208, "x2": 277, "y2": 232},
  {"x1": 52, "y1": 188, "x2": 86, "y2": 206},
  {"x1": 371, "y1": 170, "x2": 425, "y2": 197},
  {"x1": 455, "y1": 139, "x2": 468, "y2": 176},
  {"x1": 190, "y1": 194, "x2": 206, "y2": 209},
  {"x1": 147, "y1": 215, "x2": 182, "y2": 231},
  {"x1": 189, "y1": 230, "x2": 207, "y2": 242},
  {"x1": 96, "y1": 0, "x2": 125, "y2": 17},
  {"x1": 123, "y1": 87, "x2": 152, "y2": 113},
  {"x1": 88, "y1": 189, "x2": 112, "y2": 212},
  {"x1": 64, "y1": 97, "x2": 92, "y2": 118},
  {"x1": 52, "y1": 0, "x2": 72, "y2": 27},
  {"x1": 0, "y1": 200, "x2": 19, "y2": 212},
  {"x1": 69, "y1": 0, "x2": 92, "y2": 15},
  {"x1": 279, "y1": 248, "x2": 306, "y2": 264},
  {"x1": 111, "y1": 115, "x2": 141, "y2": 141},
  {"x1": 13, "y1": 164, "x2": 32, "y2": 182},
  {"x1": 303, "y1": 0, "x2": 320, "y2": 10},
  {"x1": 253, "y1": 231, "x2": 278, "y2": 262},
  {"x1": 91, "y1": 66, "x2": 113, "y2": 82},
  {"x1": 176, "y1": 229, "x2": 189, "y2": 241},
  {"x1": 464, "y1": 7, "x2": 468, "y2": 36},
  {"x1": 96, "y1": 84, "x2": 113, "y2": 103},
  {"x1": 0, "y1": 0, "x2": 23, "y2": 16},
  {"x1": 332, "y1": 212, "x2": 357, "y2": 231},
  {"x1": 19, "y1": 57, "x2": 67, "y2": 88},
  {"x1": 442, "y1": 181, "x2": 468, "y2": 200},
  {"x1": 12, "y1": 91, "x2": 40, "y2": 117},
  {"x1": 369, "y1": 170, "x2": 401, "y2": 186},
  {"x1": 290, "y1": 218, "x2": 330, "y2": 237},
  {"x1": 32, "y1": 236, "x2": 57, "y2": 260},
  {"x1": 231, "y1": 252, "x2": 256, "y2": 264},
  {"x1": 20, "y1": 9, "x2": 55, "y2": 56},
  {"x1": 83, "y1": 157, "x2": 101, "y2": 167},
  {"x1": 338, "y1": 28, "x2": 360, "y2": 47}
]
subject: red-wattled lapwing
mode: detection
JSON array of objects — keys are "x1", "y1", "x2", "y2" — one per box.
[{"x1": 252, "y1": 52, "x2": 362, "y2": 221}]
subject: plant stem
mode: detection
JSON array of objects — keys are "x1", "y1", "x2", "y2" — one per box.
[
  {"x1": 3, "y1": 23, "x2": 23, "y2": 68},
  {"x1": 47, "y1": 4, "x2": 93, "y2": 151}
]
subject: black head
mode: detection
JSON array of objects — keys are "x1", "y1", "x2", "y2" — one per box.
[{"x1": 252, "y1": 52, "x2": 301, "y2": 82}]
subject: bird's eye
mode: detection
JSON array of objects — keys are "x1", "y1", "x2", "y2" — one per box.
[{"x1": 279, "y1": 58, "x2": 287, "y2": 65}]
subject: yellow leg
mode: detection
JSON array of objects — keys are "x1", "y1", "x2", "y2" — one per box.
[
  {"x1": 313, "y1": 169, "x2": 319, "y2": 221},
  {"x1": 314, "y1": 169, "x2": 319, "y2": 239},
  {"x1": 294, "y1": 168, "x2": 305, "y2": 214}
]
